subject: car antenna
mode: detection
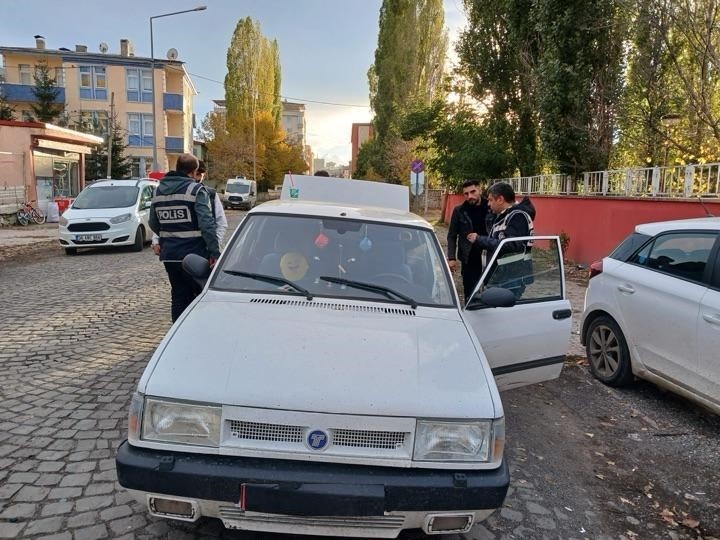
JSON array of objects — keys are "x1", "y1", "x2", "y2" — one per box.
[{"x1": 698, "y1": 196, "x2": 716, "y2": 217}]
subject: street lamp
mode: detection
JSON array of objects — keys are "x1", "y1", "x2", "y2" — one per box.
[{"x1": 149, "y1": 6, "x2": 207, "y2": 172}]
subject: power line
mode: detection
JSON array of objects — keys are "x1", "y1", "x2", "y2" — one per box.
[{"x1": 2, "y1": 63, "x2": 370, "y2": 109}]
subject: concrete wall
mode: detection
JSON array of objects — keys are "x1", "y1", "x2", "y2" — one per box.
[{"x1": 444, "y1": 194, "x2": 720, "y2": 265}]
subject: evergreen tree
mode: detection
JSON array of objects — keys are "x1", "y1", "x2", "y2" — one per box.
[
  {"x1": 84, "y1": 121, "x2": 132, "y2": 180},
  {"x1": 0, "y1": 89, "x2": 14, "y2": 120},
  {"x1": 31, "y1": 60, "x2": 64, "y2": 123}
]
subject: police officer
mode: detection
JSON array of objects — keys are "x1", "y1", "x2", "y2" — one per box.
[{"x1": 149, "y1": 153, "x2": 220, "y2": 322}]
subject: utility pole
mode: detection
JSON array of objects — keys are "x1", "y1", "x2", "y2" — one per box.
[{"x1": 106, "y1": 92, "x2": 114, "y2": 179}]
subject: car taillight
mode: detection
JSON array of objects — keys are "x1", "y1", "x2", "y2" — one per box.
[{"x1": 589, "y1": 260, "x2": 603, "y2": 279}]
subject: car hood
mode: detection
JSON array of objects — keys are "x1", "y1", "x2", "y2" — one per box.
[
  {"x1": 64, "y1": 206, "x2": 135, "y2": 220},
  {"x1": 142, "y1": 295, "x2": 497, "y2": 419}
]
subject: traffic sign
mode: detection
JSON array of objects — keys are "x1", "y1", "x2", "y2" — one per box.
[
  {"x1": 410, "y1": 170, "x2": 425, "y2": 196},
  {"x1": 410, "y1": 159, "x2": 425, "y2": 174}
]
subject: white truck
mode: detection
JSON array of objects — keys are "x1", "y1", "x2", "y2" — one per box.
[
  {"x1": 221, "y1": 177, "x2": 257, "y2": 210},
  {"x1": 116, "y1": 175, "x2": 572, "y2": 537}
]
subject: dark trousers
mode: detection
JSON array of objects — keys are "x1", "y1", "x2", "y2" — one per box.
[
  {"x1": 461, "y1": 252, "x2": 484, "y2": 303},
  {"x1": 164, "y1": 262, "x2": 200, "y2": 322}
]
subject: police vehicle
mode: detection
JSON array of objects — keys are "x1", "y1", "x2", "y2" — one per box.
[{"x1": 116, "y1": 175, "x2": 572, "y2": 537}]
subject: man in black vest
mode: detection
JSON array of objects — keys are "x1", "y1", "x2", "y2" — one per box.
[{"x1": 150, "y1": 154, "x2": 220, "y2": 321}]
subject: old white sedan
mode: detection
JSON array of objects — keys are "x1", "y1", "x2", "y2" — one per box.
[{"x1": 116, "y1": 175, "x2": 571, "y2": 538}]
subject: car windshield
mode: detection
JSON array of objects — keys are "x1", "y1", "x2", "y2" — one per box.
[
  {"x1": 227, "y1": 183, "x2": 250, "y2": 194},
  {"x1": 73, "y1": 186, "x2": 139, "y2": 209},
  {"x1": 212, "y1": 214, "x2": 455, "y2": 307}
]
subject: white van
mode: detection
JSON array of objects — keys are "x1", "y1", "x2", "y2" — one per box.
[
  {"x1": 116, "y1": 175, "x2": 572, "y2": 538},
  {"x1": 222, "y1": 177, "x2": 257, "y2": 210}
]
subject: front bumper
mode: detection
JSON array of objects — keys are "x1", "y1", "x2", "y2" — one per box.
[
  {"x1": 58, "y1": 220, "x2": 137, "y2": 248},
  {"x1": 116, "y1": 440, "x2": 509, "y2": 516}
]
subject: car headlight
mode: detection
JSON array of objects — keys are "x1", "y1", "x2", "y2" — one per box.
[
  {"x1": 59, "y1": 216, "x2": 68, "y2": 227},
  {"x1": 141, "y1": 397, "x2": 221, "y2": 447},
  {"x1": 110, "y1": 213, "x2": 132, "y2": 224},
  {"x1": 413, "y1": 419, "x2": 504, "y2": 462}
]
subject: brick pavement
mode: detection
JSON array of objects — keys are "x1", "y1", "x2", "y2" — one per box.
[{"x1": 0, "y1": 215, "x2": 592, "y2": 539}]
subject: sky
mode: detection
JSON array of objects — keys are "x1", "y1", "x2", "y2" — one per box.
[{"x1": 1, "y1": 0, "x2": 467, "y2": 164}]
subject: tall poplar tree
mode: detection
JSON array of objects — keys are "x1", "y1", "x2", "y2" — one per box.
[{"x1": 367, "y1": 0, "x2": 447, "y2": 182}]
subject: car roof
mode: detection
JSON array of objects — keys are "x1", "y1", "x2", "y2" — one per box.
[
  {"x1": 87, "y1": 178, "x2": 157, "y2": 188},
  {"x1": 249, "y1": 200, "x2": 433, "y2": 229},
  {"x1": 635, "y1": 216, "x2": 720, "y2": 236}
]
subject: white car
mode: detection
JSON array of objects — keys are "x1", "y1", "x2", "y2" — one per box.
[
  {"x1": 581, "y1": 217, "x2": 720, "y2": 414},
  {"x1": 116, "y1": 175, "x2": 572, "y2": 538},
  {"x1": 58, "y1": 179, "x2": 157, "y2": 255}
]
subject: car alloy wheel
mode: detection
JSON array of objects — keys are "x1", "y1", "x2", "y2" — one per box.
[{"x1": 586, "y1": 316, "x2": 633, "y2": 386}]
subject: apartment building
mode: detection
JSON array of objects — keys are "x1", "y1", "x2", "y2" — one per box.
[{"x1": 0, "y1": 36, "x2": 196, "y2": 178}]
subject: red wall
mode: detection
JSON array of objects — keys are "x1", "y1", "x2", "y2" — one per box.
[{"x1": 443, "y1": 194, "x2": 720, "y2": 265}]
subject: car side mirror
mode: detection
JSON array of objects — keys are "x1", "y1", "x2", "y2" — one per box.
[
  {"x1": 466, "y1": 287, "x2": 517, "y2": 310},
  {"x1": 182, "y1": 253, "x2": 211, "y2": 287},
  {"x1": 250, "y1": 191, "x2": 255, "y2": 196}
]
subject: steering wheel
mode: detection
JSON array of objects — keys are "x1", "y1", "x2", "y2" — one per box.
[{"x1": 371, "y1": 272, "x2": 413, "y2": 285}]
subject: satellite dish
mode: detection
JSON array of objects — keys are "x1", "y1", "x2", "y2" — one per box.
[
  {"x1": 99, "y1": 42, "x2": 109, "y2": 54},
  {"x1": 166, "y1": 48, "x2": 178, "y2": 60}
]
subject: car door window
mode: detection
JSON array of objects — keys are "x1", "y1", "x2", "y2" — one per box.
[
  {"x1": 630, "y1": 232, "x2": 717, "y2": 284},
  {"x1": 480, "y1": 237, "x2": 563, "y2": 304},
  {"x1": 139, "y1": 186, "x2": 153, "y2": 209}
]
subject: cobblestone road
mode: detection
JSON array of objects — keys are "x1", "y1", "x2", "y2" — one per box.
[{"x1": 1, "y1": 214, "x2": 717, "y2": 540}]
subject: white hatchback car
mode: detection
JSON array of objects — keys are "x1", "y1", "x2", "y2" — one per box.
[
  {"x1": 58, "y1": 179, "x2": 157, "y2": 255},
  {"x1": 116, "y1": 175, "x2": 572, "y2": 538},
  {"x1": 581, "y1": 217, "x2": 720, "y2": 414}
]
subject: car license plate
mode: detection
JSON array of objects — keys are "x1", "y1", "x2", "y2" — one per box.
[{"x1": 75, "y1": 234, "x2": 102, "y2": 242}]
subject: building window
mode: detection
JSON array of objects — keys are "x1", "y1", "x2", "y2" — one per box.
[
  {"x1": 129, "y1": 157, "x2": 154, "y2": 178},
  {"x1": 21, "y1": 110, "x2": 33, "y2": 122},
  {"x1": 54, "y1": 67, "x2": 65, "y2": 87},
  {"x1": 19, "y1": 64, "x2": 32, "y2": 85},
  {"x1": 79, "y1": 111, "x2": 109, "y2": 136},
  {"x1": 79, "y1": 66, "x2": 107, "y2": 100},
  {"x1": 126, "y1": 68, "x2": 152, "y2": 102},
  {"x1": 128, "y1": 113, "x2": 153, "y2": 146}
]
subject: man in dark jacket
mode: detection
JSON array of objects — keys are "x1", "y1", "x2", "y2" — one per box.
[
  {"x1": 447, "y1": 180, "x2": 489, "y2": 301},
  {"x1": 468, "y1": 182, "x2": 535, "y2": 299},
  {"x1": 150, "y1": 154, "x2": 220, "y2": 321}
]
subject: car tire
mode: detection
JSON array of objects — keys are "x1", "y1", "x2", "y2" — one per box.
[
  {"x1": 65, "y1": 247, "x2": 77, "y2": 256},
  {"x1": 585, "y1": 315, "x2": 633, "y2": 386},
  {"x1": 132, "y1": 227, "x2": 144, "y2": 252}
]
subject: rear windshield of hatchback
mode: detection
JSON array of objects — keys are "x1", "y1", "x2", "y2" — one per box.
[{"x1": 609, "y1": 232, "x2": 651, "y2": 261}]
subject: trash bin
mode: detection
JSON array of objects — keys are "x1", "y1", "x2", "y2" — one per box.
[
  {"x1": 55, "y1": 197, "x2": 70, "y2": 214},
  {"x1": 46, "y1": 202, "x2": 60, "y2": 223}
]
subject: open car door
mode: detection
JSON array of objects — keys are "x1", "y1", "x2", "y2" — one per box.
[{"x1": 464, "y1": 235, "x2": 572, "y2": 392}]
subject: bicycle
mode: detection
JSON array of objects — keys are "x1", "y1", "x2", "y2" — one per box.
[{"x1": 16, "y1": 200, "x2": 46, "y2": 226}]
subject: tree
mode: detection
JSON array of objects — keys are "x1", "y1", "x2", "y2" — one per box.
[
  {"x1": 401, "y1": 101, "x2": 513, "y2": 189},
  {"x1": 0, "y1": 88, "x2": 14, "y2": 120},
  {"x1": 31, "y1": 60, "x2": 64, "y2": 123},
  {"x1": 83, "y1": 120, "x2": 132, "y2": 180},
  {"x1": 533, "y1": 0, "x2": 627, "y2": 177},
  {"x1": 368, "y1": 0, "x2": 447, "y2": 181},
  {"x1": 457, "y1": 0, "x2": 541, "y2": 176}
]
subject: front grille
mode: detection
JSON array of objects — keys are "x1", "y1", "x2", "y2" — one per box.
[
  {"x1": 334, "y1": 429, "x2": 406, "y2": 450},
  {"x1": 229, "y1": 420, "x2": 303, "y2": 443},
  {"x1": 68, "y1": 222, "x2": 110, "y2": 232},
  {"x1": 250, "y1": 298, "x2": 416, "y2": 317},
  {"x1": 73, "y1": 238, "x2": 108, "y2": 245},
  {"x1": 228, "y1": 420, "x2": 408, "y2": 450},
  {"x1": 228, "y1": 196, "x2": 244, "y2": 202}
]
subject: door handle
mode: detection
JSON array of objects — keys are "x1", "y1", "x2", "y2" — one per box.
[
  {"x1": 617, "y1": 284, "x2": 635, "y2": 294},
  {"x1": 553, "y1": 309, "x2": 572, "y2": 320},
  {"x1": 702, "y1": 313, "x2": 720, "y2": 326}
]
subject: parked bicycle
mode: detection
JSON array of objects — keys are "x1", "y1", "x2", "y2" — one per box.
[{"x1": 17, "y1": 200, "x2": 46, "y2": 226}]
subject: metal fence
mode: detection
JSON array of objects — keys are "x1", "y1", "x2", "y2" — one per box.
[{"x1": 495, "y1": 163, "x2": 720, "y2": 198}]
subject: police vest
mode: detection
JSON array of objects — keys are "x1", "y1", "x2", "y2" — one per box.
[
  {"x1": 491, "y1": 208, "x2": 534, "y2": 265},
  {"x1": 153, "y1": 180, "x2": 208, "y2": 261}
]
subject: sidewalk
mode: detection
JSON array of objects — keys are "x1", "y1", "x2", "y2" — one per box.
[{"x1": 0, "y1": 222, "x2": 60, "y2": 262}]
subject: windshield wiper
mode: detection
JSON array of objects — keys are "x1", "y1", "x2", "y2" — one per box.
[
  {"x1": 223, "y1": 270, "x2": 313, "y2": 300},
  {"x1": 319, "y1": 276, "x2": 417, "y2": 309}
]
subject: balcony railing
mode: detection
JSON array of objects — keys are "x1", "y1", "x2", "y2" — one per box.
[
  {"x1": 163, "y1": 93, "x2": 183, "y2": 111},
  {"x1": 494, "y1": 163, "x2": 720, "y2": 198},
  {"x1": 0, "y1": 83, "x2": 65, "y2": 104},
  {"x1": 165, "y1": 137, "x2": 184, "y2": 152}
]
